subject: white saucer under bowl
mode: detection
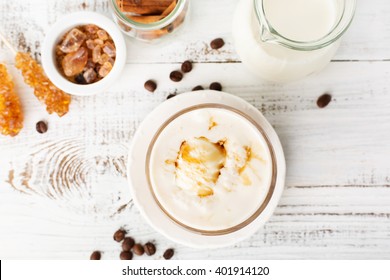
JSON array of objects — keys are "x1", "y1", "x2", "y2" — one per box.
[{"x1": 127, "y1": 90, "x2": 285, "y2": 248}]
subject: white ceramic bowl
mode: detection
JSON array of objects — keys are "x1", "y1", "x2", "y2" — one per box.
[
  {"x1": 128, "y1": 91, "x2": 286, "y2": 248},
  {"x1": 42, "y1": 12, "x2": 126, "y2": 96}
]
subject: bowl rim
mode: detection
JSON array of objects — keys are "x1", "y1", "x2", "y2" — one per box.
[
  {"x1": 42, "y1": 11, "x2": 126, "y2": 96},
  {"x1": 127, "y1": 90, "x2": 286, "y2": 248}
]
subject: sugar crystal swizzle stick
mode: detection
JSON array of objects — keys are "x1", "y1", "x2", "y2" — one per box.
[
  {"x1": 0, "y1": 31, "x2": 24, "y2": 136},
  {"x1": 0, "y1": 62, "x2": 24, "y2": 136}
]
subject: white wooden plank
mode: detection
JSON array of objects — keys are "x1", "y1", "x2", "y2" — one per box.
[
  {"x1": 1, "y1": 184, "x2": 389, "y2": 259},
  {"x1": 3, "y1": 61, "x2": 390, "y2": 186},
  {"x1": 1, "y1": 0, "x2": 389, "y2": 65}
]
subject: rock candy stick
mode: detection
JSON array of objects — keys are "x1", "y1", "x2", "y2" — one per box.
[
  {"x1": 15, "y1": 52, "x2": 71, "y2": 117},
  {"x1": 0, "y1": 64, "x2": 24, "y2": 136}
]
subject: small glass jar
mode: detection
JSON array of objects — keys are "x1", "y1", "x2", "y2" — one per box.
[
  {"x1": 110, "y1": 0, "x2": 189, "y2": 42},
  {"x1": 232, "y1": 0, "x2": 357, "y2": 83}
]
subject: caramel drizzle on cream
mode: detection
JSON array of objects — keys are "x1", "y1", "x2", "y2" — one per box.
[{"x1": 174, "y1": 137, "x2": 226, "y2": 198}]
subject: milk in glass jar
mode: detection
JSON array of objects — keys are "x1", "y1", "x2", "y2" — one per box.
[{"x1": 232, "y1": 0, "x2": 356, "y2": 82}]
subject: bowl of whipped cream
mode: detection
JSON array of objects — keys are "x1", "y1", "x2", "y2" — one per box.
[{"x1": 128, "y1": 91, "x2": 285, "y2": 248}]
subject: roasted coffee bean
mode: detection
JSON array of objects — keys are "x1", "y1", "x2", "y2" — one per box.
[
  {"x1": 167, "y1": 93, "x2": 176, "y2": 99},
  {"x1": 144, "y1": 242, "x2": 156, "y2": 256},
  {"x1": 90, "y1": 251, "x2": 101, "y2": 260},
  {"x1": 120, "y1": 251, "x2": 133, "y2": 260},
  {"x1": 144, "y1": 80, "x2": 157, "y2": 92},
  {"x1": 163, "y1": 248, "x2": 174, "y2": 260},
  {"x1": 181, "y1": 60, "x2": 193, "y2": 73},
  {"x1": 122, "y1": 237, "x2": 135, "y2": 252},
  {"x1": 210, "y1": 38, "x2": 225, "y2": 50},
  {"x1": 133, "y1": 244, "x2": 144, "y2": 256},
  {"x1": 170, "y1": 71, "x2": 183, "y2": 82},
  {"x1": 113, "y1": 229, "x2": 126, "y2": 242},
  {"x1": 36, "y1": 121, "x2": 48, "y2": 134},
  {"x1": 317, "y1": 93, "x2": 332, "y2": 108},
  {"x1": 210, "y1": 82, "x2": 222, "y2": 91},
  {"x1": 192, "y1": 85, "x2": 204, "y2": 91}
]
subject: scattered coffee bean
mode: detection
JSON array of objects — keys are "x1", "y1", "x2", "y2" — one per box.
[
  {"x1": 144, "y1": 242, "x2": 156, "y2": 256},
  {"x1": 122, "y1": 237, "x2": 135, "y2": 252},
  {"x1": 36, "y1": 121, "x2": 48, "y2": 134},
  {"x1": 120, "y1": 251, "x2": 133, "y2": 260},
  {"x1": 167, "y1": 93, "x2": 176, "y2": 99},
  {"x1": 133, "y1": 244, "x2": 145, "y2": 256},
  {"x1": 192, "y1": 85, "x2": 204, "y2": 91},
  {"x1": 210, "y1": 82, "x2": 222, "y2": 91},
  {"x1": 113, "y1": 229, "x2": 126, "y2": 242},
  {"x1": 317, "y1": 93, "x2": 332, "y2": 108},
  {"x1": 90, "y1": 251, "x2": 101, "y2": 260},
  {"x1": 144, "y1": 80, "x2": 157, "y2": 92},
  {"x1": 163, "y1": 248, "x2": 174, "y2": 260},
  {"x1": 181, "y1": 60, "x2": 193, "y2": 73},
  {"x1": 210, "y1": 38, "x2": 225, "y2": 50},
  {"x1": 170, "y1": 71, "x2": 183, "y2": 82}
]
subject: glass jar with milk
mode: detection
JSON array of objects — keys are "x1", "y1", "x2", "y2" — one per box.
[{"x1": 232, "y1": 0, "x2": 356, "y2": 83}]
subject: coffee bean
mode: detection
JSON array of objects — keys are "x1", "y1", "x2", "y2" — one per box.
[
  {"x1": 170, "y1": 71, "x2": 183, "y2": 82},
  {"x1": 192, "y1": 85, "x2": 204, "y2": 91},
  {"x1": 210, "y1": 82, "x2": 222, "y2": 91},
  {"x1": 133, "y1": 244, "x2": 144, "y2": 256},
  {"x1": 90, "y1": 251, "x2": 101, "y2": 260},
  {"x1": 120, "y1": 251, "x2": 133, "y2": 260},
  {"x1": 113, "y1": 229, "x2": 126, "y2": 242},
  {"x1": 122, "y1": 237, "x2": 135, "y2": 252},
  {"x1": 144, "y1": 242, "x2": 156, "y2": 256},
  {"x1": 36, "y1": 121, "x2": 48, "y2": 134},
  {"x1": 317, "y1": 93, "x2": 332, "y2": 108},
  {"x1": 167, "y1": 93, "x2": 176, "y2": 99},
  {"x1": 210, "y1": 38, "x2": 225, "y2": 50},
  {"x1": 144, "y1": 80, "x2": 157, "y2": 92},
  {"x1": 181, "y1": 60, "x2": 193, "y2": 73},
  {"x1": 163, "y1": 248, "x2": 174, "y2": 260}
]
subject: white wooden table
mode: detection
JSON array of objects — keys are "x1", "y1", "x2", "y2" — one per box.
[{"x1": 1, "y1": 0, "x2": 389, "y2": 259}]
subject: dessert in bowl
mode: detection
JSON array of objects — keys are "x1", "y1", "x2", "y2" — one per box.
[
  {"x1": 128, "y1": 91, "x2": 285, "y2": 248},
  {"x1": 148, "y1": 106, "x2": 274, "y2": 233}
]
